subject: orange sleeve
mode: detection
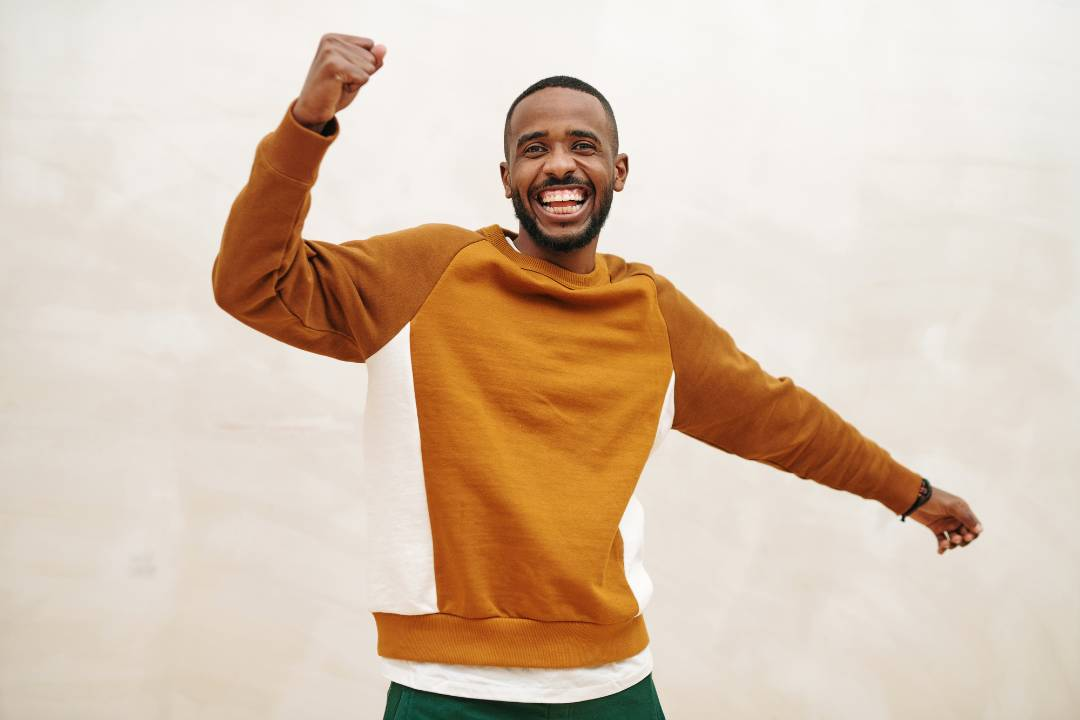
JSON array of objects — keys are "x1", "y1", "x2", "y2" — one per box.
[
  {"x1": 652, "y1": 273, "x2": 923, "y2": 516},
  {"x1": 211, "y1": 99, "x2": 481, "y2": 362}
]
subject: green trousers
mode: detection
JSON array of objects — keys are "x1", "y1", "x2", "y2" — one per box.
[{"x1": 381, "y1": 672, "x2": 667, "y2": 719}]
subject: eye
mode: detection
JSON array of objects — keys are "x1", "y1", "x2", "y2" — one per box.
[
  {"x1": 573, "y1": 141, "x2": 597, "y2": 152},
  {"x1": 523, "y1": 144, "x2": 546, "y2": 155}
]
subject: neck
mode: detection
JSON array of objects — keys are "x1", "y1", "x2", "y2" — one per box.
[{"x1": 511, "y1": 226, "x2": 599, "y2": 274}]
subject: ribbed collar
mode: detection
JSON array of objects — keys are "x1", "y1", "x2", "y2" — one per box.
[{"x1": 477, "y1": 225, "x2": 610, "y2": 289}]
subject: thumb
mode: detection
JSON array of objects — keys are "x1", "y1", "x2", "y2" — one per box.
[{"x1": 372, "y1": 44, "x2": 387, "y2": 70}]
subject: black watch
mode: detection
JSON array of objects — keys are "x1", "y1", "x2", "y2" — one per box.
[{"x1": 900, "y1": 477, "x2": 932, "y2": 522}]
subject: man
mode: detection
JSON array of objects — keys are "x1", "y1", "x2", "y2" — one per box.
[{"x1": 212, "y1": 33, "x2": 982, "y2": 719}]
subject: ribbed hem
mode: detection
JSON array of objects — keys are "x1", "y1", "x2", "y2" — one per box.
[
  {"x1": 260, "y1": 98, "x2": 339, "y2": 185},
  {"x1": 477, "y1": 225, "x2": 610, "y2": 288},
  {"x1": 373, "y1": 611, "x2": 650, "y2": 669}
]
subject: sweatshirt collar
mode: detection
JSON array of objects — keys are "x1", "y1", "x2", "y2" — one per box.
[{"x1": 478, "y1": 225, "x2": 610, "y2": 289}]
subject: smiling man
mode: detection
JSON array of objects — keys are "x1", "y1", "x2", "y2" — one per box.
[
  {"x1": 501, "y1": 77, "x2": 627, "y2": 268},
  {"x1": 211, "y1": 33, "x2": 982, "y2": 720}
]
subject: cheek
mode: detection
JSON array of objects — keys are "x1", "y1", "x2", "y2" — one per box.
[
  {"x1": 508, "y1": 165, "x2": 537, "y2": 192},
  {"x1": 584, "y1": 160, "x2": 612, "y2": 183}
]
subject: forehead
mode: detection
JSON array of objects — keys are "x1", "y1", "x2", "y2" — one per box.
[{"x1": 509, "y1": 87, "x2": 612, "y2": 142}]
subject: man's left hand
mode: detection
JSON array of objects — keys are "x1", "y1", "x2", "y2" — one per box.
[{"x1": 909, "y1": 486, "x2": 983, "y2": 555}]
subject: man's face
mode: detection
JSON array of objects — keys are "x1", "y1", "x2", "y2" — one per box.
[{"x1": 500, "y1": 87, "x2": 629, "y2": 253}]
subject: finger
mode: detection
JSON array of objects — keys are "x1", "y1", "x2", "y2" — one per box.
[
  {"x1": 372, "y1": 43, "x2": 387, "y2": 70},
  {"x1": 329, "y1": 45, "x2": 376, "y2": 75},
  {"x1": 948, "y1": 524, "x2": 977, "y2": 548},
  {"x1": 329, "y1": 63, "x2": 371, "y2": 87},
  {"x1": 956, "y1": 504, "x2": 982, "y2": 537},
  {"x1": 337, "y1": 34, "x2": 375, "y2": 49},
  {"x1": 333, "y1": 71, "x2": 368, "y2": 89},
  {"x1": 342, "y1": 46, "x2": 377, "y2": 67},
  {"x1": 335, "y1": 39, "x2": 380, "y2": 74},
  {"x1": 351, "y1": 59, "x2": 376, "y2": 76},
  {"x1": 936, "y1": 531, "x2": 949, "y2": 555}
]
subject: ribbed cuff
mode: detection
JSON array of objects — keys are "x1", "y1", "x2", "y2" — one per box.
[
  {"x1": 877, "y1": 461, "x2": 926, "y2": 516},
  {"x1": 260, "y1": 98, "x2": 339, "y2": 184}
]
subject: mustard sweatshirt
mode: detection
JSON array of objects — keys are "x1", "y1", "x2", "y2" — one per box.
[{"x1": 211, "y1": 101, "x2": 924, "y2": 669}]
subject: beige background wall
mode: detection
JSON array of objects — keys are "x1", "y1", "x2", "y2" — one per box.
[{"x1": 2, "y1": 0, "x2": 1077, "y2": 718}]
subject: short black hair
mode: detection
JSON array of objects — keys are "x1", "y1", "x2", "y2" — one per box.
[{"x1": 503, "y1": 75, "x2": 619, "y2": 159}]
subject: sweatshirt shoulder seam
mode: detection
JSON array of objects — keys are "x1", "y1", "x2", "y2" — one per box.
[
  {"x1": 635, "y1": 270, "x2": 680, "y2": 429},
  {"x1": 268, "y1": 196, "x2": 366, "y2": 360},
  {"x1": 407, "y1": 230, "x2": 488, "y2": 328},
  {"x1": 270, "y1": 222, "x2": 482, "y2": 360}
]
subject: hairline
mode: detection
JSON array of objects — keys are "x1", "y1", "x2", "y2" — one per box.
[{"x1": 503, "y1": 81, "x2": 619, "y2": 160}]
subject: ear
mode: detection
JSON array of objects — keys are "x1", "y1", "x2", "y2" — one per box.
[
  {"x1": 499, "y1": 161, "x2": 512, "y2": 198},
  {"x1": 613, "y1": 153, "x2": 629, "y2": 192}
]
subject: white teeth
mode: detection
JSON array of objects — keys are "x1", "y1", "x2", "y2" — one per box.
[
  {"x1": 541, "y1": 202, "x2": 583, "y2": 215},
  {"x1": 538, "y1": 188, "x2": 586, "y2": 203}
]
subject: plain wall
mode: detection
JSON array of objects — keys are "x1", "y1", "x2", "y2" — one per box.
[{"x1": 1, "y1": 0, "x2": 1077, "y2": 717}]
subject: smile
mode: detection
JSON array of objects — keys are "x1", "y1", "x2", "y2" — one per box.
[{"x1": 534, "y1": 185, "x2": 591, "y2": 221}]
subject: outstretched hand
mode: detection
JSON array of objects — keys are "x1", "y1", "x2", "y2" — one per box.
[{"x1": 908, "y1": 485, "x2": 983, "y2": 555}]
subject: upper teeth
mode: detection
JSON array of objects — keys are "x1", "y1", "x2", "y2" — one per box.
[{"x1": 539, "y1": 188, "x2": 585, "y2": 203}]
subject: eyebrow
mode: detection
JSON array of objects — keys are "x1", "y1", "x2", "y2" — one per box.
[
  {"x1": 515, "y1": 129, "x2": 603, "y2": 149},
  {"x1": 516, "y1": 131, "x2": 547, "y2": 148},
  {"x1": 568, "y1": 129, "x2": 601, "y2": 144}
]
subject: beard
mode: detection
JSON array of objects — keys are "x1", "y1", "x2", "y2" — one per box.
[{"x1": 510, "y1": 179, "x2": 614, "y2": 253}]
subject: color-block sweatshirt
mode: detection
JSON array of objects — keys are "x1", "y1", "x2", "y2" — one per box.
[{"x1": 211, "y1": 100, "x2": 925, "y2": 702}]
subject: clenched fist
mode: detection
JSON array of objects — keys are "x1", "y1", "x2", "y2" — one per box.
[
  {"x1": 909, "y1": 485, "x2": 984, "y2": 555},
  {"x1": 292, "y1": 33, "x2": 387, "y2": 132}
]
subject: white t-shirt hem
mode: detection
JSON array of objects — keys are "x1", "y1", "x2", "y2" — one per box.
[{"x1": 378, "y1": 646, "x2": 654, "y2": 704}]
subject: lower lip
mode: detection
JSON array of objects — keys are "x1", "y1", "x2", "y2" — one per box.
[{"x1": 534, "y1": 195, "x2": 591, "y2": 224}]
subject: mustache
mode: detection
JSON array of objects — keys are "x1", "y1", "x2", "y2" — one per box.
[{"x1": 535, "y1": 176, "x2": 593, "y2": 191}]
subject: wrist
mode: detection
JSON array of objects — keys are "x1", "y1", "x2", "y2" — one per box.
[
  {"x1": 295, "y1": 115, "x2": 330, "y2": 135},
  {"x1": 291, "y1": 102, "x2": 333, "y2": 135},
  {"x1": 900, "y1": 477, "x2": 932, "y2": 522}
]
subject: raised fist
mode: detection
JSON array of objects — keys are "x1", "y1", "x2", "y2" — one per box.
[{"x1": 293, "y1": 33, "x2": 387, "y2": 129}]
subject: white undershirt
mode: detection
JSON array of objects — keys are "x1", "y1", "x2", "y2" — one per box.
[{"x1": 378, "y1": 645, "x2": 654, "y2": 704}]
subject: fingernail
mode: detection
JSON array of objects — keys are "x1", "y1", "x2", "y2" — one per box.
[{"x1": 975, "y1": 523, "x2": 983, "y2": 533}]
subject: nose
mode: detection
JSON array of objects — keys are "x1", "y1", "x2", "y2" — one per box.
[{"x1": 542, "y1": 144, "x2": 577, "y2": 179}]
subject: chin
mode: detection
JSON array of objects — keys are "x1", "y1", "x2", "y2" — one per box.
[
  {"x1": 511, "y1": 187, "x2": 611, "y2": 253},
  {"x1": 531, "y1": 217, "x2": 601, "y2": 253}
]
